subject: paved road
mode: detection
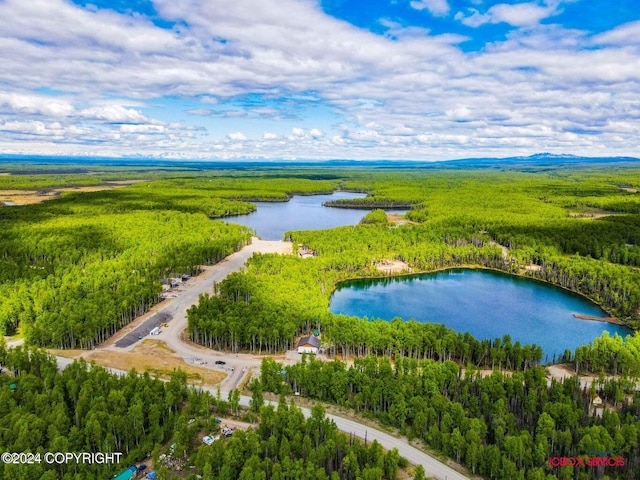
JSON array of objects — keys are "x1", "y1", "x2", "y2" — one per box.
[
  {"x1": 196, "y1": 388, "x2": 469, "y2": 480},
  {"x1": 44, "y1": 237, "x2": 470, "y2": 480},
  {"x1": 104, "y1": 238, "x2": 292, "y2": 389},
  {"x1": 152, "y1": 238, "x2": 291, "y2": 389},
  {"x1": 52, "y1": 357, "x2": 469, "y2": 480}
]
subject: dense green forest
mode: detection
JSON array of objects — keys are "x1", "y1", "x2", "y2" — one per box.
[
  {"x1": 0, "y1": 192, "x2": 253, "y2": 347},
  {"x1": 0, "y1": 340, "x2": 407, "y2": 480},
  {"x1": 189, "y1": 168, "x2": 640, "y2": 366},
  {"x1": 574, "y1": 332, "x2": 640, "y2": 375},
  {"x1": 0, "y1": 174, "x2": 338, "y2": 347},
  {"x1": 192, "y1": 400, "x2": 406, "y2": 480},
  {"x1": 261, "y1": 356, "x2": 640, "y2": 480},
  {"x1": 0, "y1": 342, "x2": 189, "y2": 480},
  {"x1": 4, "y1": 163, "x2": 640, "y2": 480}
]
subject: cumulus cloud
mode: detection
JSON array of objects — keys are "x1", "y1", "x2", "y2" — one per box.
[
  {"x1": 289, "y1": 127, "x2": 324, "y2": 140},
  {"x1": 0, "y1": 92, "x2": 75, "y2": 117},
  {"x1": 227, "y1": 132, "x2": 248, "y2": 141},
  {"x1": 410, "y1": 0, "x2": 450, "y2": 17},
  {"x1": 0, "y1": 0, "x2": 637, "y2": 159},
  {"x1": 80, "y1": 105, "x2": 148, "y2": 123},
  {"x1": 291, "y1": 127, "x2": 306, "y2": 138}
]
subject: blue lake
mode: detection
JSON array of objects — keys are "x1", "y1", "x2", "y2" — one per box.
[
  {"x1": 225, "y1": 191, "x2": 406, "y2": 240},
  {"x1": 330, "y1": 269, "x2": 632, "y2": 361}
]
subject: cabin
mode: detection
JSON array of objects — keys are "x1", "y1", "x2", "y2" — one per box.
[{"x1": 297, "y1": 335, "x2": 320, "y2": 354}]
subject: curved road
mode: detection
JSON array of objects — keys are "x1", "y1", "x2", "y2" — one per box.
[
  {"x1": 53, "y1": 354, "x2": 469, "y2": 480},
  {"x1": 59, "y1": 238, "x2": 470, "y2": 480}
]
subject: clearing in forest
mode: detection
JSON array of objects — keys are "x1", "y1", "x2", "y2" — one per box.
[
  {"x1": 0, "y1": 180, "x2": 140, "y2": 205},
  {"x1": 51, "y1": 339, "x2": 227, "y2": 386}
]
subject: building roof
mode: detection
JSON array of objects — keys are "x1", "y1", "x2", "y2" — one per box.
[
  {"x1": 112, "y1": 467, "x2": 136, "y2": 480},
  {"x1": 298, "y1": 336, "x2": 320, "y2": 348}
]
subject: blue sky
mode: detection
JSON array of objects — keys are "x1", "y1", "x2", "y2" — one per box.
[{"x1": 0, "y1": 0, "x2": 639, "y2": 160}]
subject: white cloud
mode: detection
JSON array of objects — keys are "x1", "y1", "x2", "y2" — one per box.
[
  {"x1": 119, "y1": 124, "x2": 166, "y2": 134},
  {"x1": 454, "y1": 9, "x2": 490, "y2": 28},
  {"x1": 291, "y1": 127, "x2": 306, "y2": 138},
  {"x1": 187, "y1": 108, "x2": 215, "y2": 116},
  {"x1": 0, "y1": 0, "x2": 637, "y2": 160},
  {"x1": 81, "y1": 105, "x2": 148, "y2": 123},
  {"x1": 288, "y1": 127, "x2": 324, "y2": 140},
  {"x1": 0, "y1": 120, "x2": 61, "y2": 136},
  {"x1": 227, "y1": 132, "x2": 247, "y2": 141},
  {"x1": 331, "y1": 135, "x2": 345, "y2": 145},
  {"x1": 410, "y1": 0, "x2": 450, "y2": 17},
  {"x1": 0, "y1": 92, "x2": 75, "y2": 117},
  {"x1": 490, "y1": 2, "x2": 556, "y2": 27},
  {"x1": 592, "y1": 20, "x2": 640, "y2": 47},
  {"x1": 446, "y1": 106, "x2": 473, "y2": 121},
  {"x1": 456, "y1": 1, "x2": 561, "y2": 28}
]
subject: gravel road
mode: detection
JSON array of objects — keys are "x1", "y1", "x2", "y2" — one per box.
[{"x1": 52, "y1": 237, "x2": 470, "y2": 479}]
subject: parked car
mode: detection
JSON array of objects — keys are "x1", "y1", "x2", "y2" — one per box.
[{"x1": 215, "y1": 360, "x2": 226, "y2": 365}]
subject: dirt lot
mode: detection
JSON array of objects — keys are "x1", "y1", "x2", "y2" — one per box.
[
  {"x1": 375, "y1": 259, "x2": 412, "y2": 274},
  {"x1": 49, "y1": 339, "x2": 227, "y2": 386},
  {"x1": 0, "y1": 181, "x2": 140, "y2": 205}
]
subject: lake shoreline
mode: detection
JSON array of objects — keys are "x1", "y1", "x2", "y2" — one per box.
[
  {"x1": 331, "y1": 264, "x2": 630, "y2": 330},
  {"x1": 330, "y1": 266, "x2": 633, "y2": 359},
  {"x1": 572, "y1": 314, "x2": 626, "y2": 326}
]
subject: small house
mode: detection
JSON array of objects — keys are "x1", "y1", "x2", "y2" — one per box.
[{"x1": 297, "y1": 336, "x2": 320, "y2": 354}]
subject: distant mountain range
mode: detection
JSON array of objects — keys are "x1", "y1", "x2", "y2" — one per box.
[
  {"x1": 442, "y1": 152, "x2": 640, "y2": 167},
  {"x1": 0, "y1": 152, "x2": 638, "y2": 171}
]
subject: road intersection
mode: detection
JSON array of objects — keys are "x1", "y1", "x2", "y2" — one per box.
[{"x1": 23, "y1": 237, "x2": 471, "y2": 480}]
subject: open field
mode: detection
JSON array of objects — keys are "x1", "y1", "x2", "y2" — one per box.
[
  {"x1": 0, "y1": 180, "x2": 141, "y2": 205},
  {"x1": 49, "y1": 339, "x2": 227, "y2": 386}
]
